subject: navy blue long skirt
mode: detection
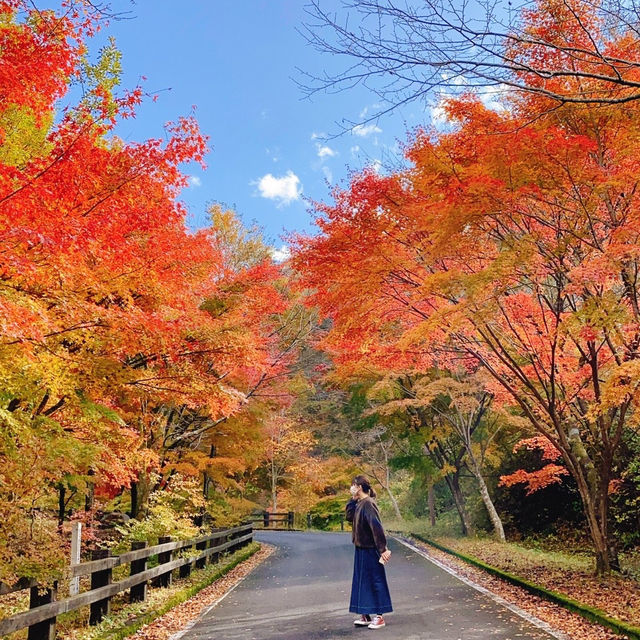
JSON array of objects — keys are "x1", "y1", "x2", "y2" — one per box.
[{"x1": 349, "y1": 547, "x2": 393, "y2": 615}]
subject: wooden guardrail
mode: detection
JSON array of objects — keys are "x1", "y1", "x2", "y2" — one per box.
[
  {"x1": 250, "y1": 511, "x2": 346, "y2": 531},
  {"x1": 0, "y1": 523, "x2": 253, "y2": 640},
  {"x1": 250, "y1": 511, "x2": 295, "y2": 529}
]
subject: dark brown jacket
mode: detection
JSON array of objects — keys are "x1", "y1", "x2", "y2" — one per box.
[{"x1": 345, "y1": 496, "x2": 387, "y2": 554}]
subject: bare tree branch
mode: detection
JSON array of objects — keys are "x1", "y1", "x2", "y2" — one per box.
[{"x1": 299, "y1": 0, "x2": 640, "y2": 126}]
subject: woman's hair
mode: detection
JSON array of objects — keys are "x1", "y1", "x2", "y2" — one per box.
[{"x1": 353, "y1": 474, "x2": 377, "y2": 499}]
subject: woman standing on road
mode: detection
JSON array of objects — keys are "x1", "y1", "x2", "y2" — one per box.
[{"x1": 346, "y1": 474, "x2": 393, "y2": 630}]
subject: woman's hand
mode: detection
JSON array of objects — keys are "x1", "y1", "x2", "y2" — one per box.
[{"x1": 380, "y1": 549, "x2": 391, "y2": 564}]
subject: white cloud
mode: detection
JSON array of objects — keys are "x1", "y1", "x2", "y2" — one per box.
[
  {"x1": 479, "y1": 83, "x2": 508, "y2": 112},
  {"x1": 311, "y1": 131, "x2": 326, "y2": 140},
  {"x1": 188, "y1": 176, "x2": 202, "y2": 187},
  {"x1": 316, "y1": 144, "x2": 337, "y2": 158},
  {"x1": 350, "y1": 145, "x2": 360, "y2": 156},
  {"x1": 448, "y1": 73, "x2": 468, "y2": 88},
  {"x1": 352, "y1": 123, "x2": 382, "y2": 137},
  {"x1": 322, "y1": 166, "x2": 333, "y2": 183},
  {"x1": 254, "y1": 171, "x2": 302, "y2": 206},
  {"x1": 271, "y1": 245, "x2": 291, "y2": 263},
  {"x1": 359, "y1": 103, "x2": 382, "y2": 119},
  {"x1": 431, "y1": 75, "x2": 508, "y2": 127},
  {"x1": 430, "y1": 98, "x2": 451, "y2": 126}
]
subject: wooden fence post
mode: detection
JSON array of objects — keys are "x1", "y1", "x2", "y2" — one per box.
[
  {"x1": 341, "y1": 514, "x2": 345, "y2": 531},
  {"x1": 307, "y1": 513, "x2": 312, "y2": 529},
  {"x1": 89, "y1": 550, "x2": 111, "y2": 625},
  {"x1": 226, "y1": 529, "x2": 234, "y2": 554},
  {"x1": 69, "y1": 522, "x2": 81, "y2": 596},
  {"x1": 210, "y1": 528, "x2": 224, "y2": 564},
  {"x1": 179, "y1": 544, "x2": 193, "y2": 578},
  {"x1": 27, "y1": 582, "x2": 57, "y2": 640},
  {"x1": 263, "y1": 511, "x2": 269, "y2": 528},
  {"x1": 152, "y1": 536, "x2": 173, "y2": 588},
  {"x1": 129, "y1": 541, "x2": 147, "y2": 603},
  {"x1": 242, "y1": 525, "x2": 252, "y2": 550},
  {"x1": 195, "y1": 537, "x2": 207, "y2": 569},
  {"x1": 239, "y1": 526, "x2": 251, "y2": 551},
  {"x1": 288, "y1": 512, "x2": 294, "y2": 529}
]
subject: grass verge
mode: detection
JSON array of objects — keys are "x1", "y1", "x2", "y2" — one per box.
[{"x1": 410, "y1": 533, "x2": 640, "y2": 640}]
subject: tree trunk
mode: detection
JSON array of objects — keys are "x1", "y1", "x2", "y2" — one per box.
[
  {"x1": 598, "y1": 477, "x2": 620, "y2": 573},
  {"x1": 384, "y1": 483, "x2": 403, "y2": 520},
  {"x1": 372, "y1": 464, "x2": 403, "y2": 520},
  {"x1": 381, "y1": 444, "x2": 403, "y2": 520},
  {"x1": 578, "y1": 485, "x2": 616, "y2": 575},
  {"x1": 202, "y1": 473, "x2": 209, "y2": 499},
  {"x1": 271, "y1": 458, "x2": 278, "y2": 512},
  {"x1": 444, "y1": 472, "x2": 473, "y2": 536},
  {"x1": 132, "y1": 473, "x2": 152, "y2": 520},
  {"x1": 562, "y1": 426, "x2": 619, "y2": 575},
  {"x1": 130, "y1": 482, "x2": 138, "y2": 519},
  {"x1": 571, "y1": 461, "x2": 619, "y2": 574},
  {"x1": 423, "y1": 441, "x2": 471, "y2": 535},
  {"x1": 468, "y1": 455, "x2": 505, "y2": 541},
  {"x1": 204, "y1": 445, "x2": 215, "y2": 498},
  {"x1": 58, "y1": 484, "x2": 66, "y2": 526},
  {"x1": 85, "y1": 469, "x2": 95, "y2": 512},
  {"x1": 428, "y1": 484, "x2": 436, "y2": 527}
]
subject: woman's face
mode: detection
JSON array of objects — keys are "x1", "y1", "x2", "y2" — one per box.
[{"x1": 350, "y1": 483, "x2": 361, "y2": 497}]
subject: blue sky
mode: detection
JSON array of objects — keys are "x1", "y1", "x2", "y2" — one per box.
[{"x1": 88, "y1": 1, "x2": 429, "y2": 250}]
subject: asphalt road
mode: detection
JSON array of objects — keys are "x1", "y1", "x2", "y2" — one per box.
[{"x1": 178, "y1": 530, "x2": 562, "y2": 640}]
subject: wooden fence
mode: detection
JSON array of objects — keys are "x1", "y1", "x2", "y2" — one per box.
[
  {"x1": 250, "y1": 511, "x2": 346, "y2": 531},
  {"x1": 0, "y1": 523, "x2": 253, "y2": 640},
  {"x1": 250, "y1": 511, "x2": 295, "y2": 529}
]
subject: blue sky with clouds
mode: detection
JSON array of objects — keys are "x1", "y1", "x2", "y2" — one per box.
[{"x1": 91, "y1": 1, "x2": 430, "y2": 250}]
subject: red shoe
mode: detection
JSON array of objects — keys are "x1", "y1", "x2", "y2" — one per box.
[
  {"x1": 368, "y1": 615, "x2": 386, "y2": 629},
  {"x1": 354, "y1": 615, "x2": 371, "y2": 626}
]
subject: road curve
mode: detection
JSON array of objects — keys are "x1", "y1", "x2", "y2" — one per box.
[{"x1": 177, "y1": 530, "x2": 561, "y2": 640}]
